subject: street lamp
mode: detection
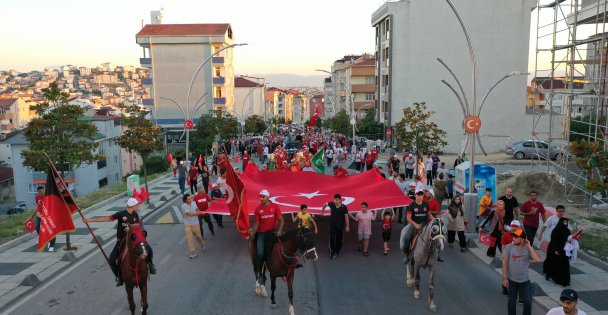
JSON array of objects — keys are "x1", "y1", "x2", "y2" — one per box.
[
  {"x1": 440, "y1": 0, "x2": 528, "y2": 230},
  {"x1": 184, "y1": 42, "x2": 248, "y2": 162},
  {"x1": 315, "y1": 69, "x2": 356, "y2": 153}
]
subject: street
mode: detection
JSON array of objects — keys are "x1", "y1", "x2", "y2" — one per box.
[{"x1": 6, "y1": 199, "x2": 545, "y2": 315}]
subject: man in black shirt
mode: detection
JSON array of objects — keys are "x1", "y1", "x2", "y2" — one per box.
[
  {"x1": 499, "y1": 187, "x2": 519, "y2": 225},
  {"x1": 321, "y1": 194, "x2": 350, "y2": 260},
  {"x1": 401, "y1": 188, "x2": 433, "y2": 255},
  {"x1": 83, "y1": 198, "x2": 156, "y2": 286}
]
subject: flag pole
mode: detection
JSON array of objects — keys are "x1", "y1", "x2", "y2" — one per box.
[{"x1": 43, "y1": 153, "x2": 110, "y2": 264}]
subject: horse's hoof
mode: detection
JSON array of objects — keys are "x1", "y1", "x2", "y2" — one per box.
[
  {"x1": 430, "y1": 302, "x2": 437, "y2": 312},
  {"x1": 271, "y1": 303, "x2": 277, "y2": 309},
  {"x1": 255, "y1": 283, "x2": 261, "y2": 296},
  {"x1": 260, "y1": 285, "x2": 268, "y2": 298},
  {"x1": 289, "y1": 305, "x2": 295, "y2": 315},
  {"x1": 414, "y1": 290, "x2": 420, "y2": 299},
  {"x1": 406, "y1": 279, "x2": 414, "y2": 288}
]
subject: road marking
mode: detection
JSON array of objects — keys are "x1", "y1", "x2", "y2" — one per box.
[
  {"x1": 159, "y1": 254, "x2": 172, "y2": 266},
  {"x1": 156, "y1": 212, "x2": 174, "y2": 224},
  {"x1": 172, "y1": 206, "x2": 183, "y2": 224},
  {"x1": 178, "y1": 235, "x2": 186, "y2": 245}
]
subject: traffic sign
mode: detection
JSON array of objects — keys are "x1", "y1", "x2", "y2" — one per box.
[
  {"x1": 463, "y1": 116, "x2": 481, "y2": 133},
  {"x1": 386, "y1": 128, "x2": 392, "y2": 138},
  {"x1": 184, "y1": 120, "x2": 194, "y2": 129}
]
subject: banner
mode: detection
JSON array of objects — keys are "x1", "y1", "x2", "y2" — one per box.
[
  {"x1": 219, "y1": 158, "x2": 250, "y2": 238},
  {"x1": 206, "y1": 167, "x2": 411, "y2": 215},
  {"x1": 37, "y1": 168, "x2": 76, "y2": 251}
]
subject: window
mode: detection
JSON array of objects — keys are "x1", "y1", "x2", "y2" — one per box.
[
  {"x1": 98, "y1": 177, "x2": 108, "y2": 188},
  {"x1": 97, "y1": 159, "x2": 107, "y2": 169},
  {"x1": 214, "y1": 86, "x2": 223, "y2": 98},
  {"x1": 522, "y1": 141, "x2": 533, "y2": 148},
  {"x1": 214, "y1": 67, "x2": 221, "y2": 77},
  {"x1": 365, "y1": 76, "x2": 375, "y2": 84},
  {"x1": 114, "y1": 156, "x2": 118, "y2": 164},
  {"x1": 365, "y1": 93, "x2": 374, "y2": 101},
  {"x1": 115, "y1": 173, "x2": 119, "y2": 181}
]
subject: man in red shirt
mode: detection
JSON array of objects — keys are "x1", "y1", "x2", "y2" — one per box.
[
  {"x1": 371, "y1": 147, "x2": 379, "y2": 162},
  {"x1": 520, "y1": 191, "x2": 546, "y2": 245},
  {"x1": 334, "y1": 164, "x2": 348, "y2": 177},
  {"x1": 424, "y1": 189, "x2": 444, "y2": 262},
  {"x1": 34, "y1": 186, "x2": 56, "y2": 251},
  {"x1": 249, "y1": 190, "x2": 284, "y2": 286},
  {"x1": 242, "y1": 151, "x2": 250, "y2": 170},
  {"x1": 194, "y1": 187, "x2": 214, "y2": 237}
]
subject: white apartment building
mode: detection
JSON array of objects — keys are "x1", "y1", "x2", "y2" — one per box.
[
  {"x1": 234, "y1": 76, "x2": 266, "y2": 120},
  {"x1": 323, "y1": 77, "x2": 335, "y2": 117},
  {"x1": 372, "y1": 0, "x2": 538, "y2": 153},
  {"x1": 0, "y1": 98, "x2": 31, "y2": 134}
]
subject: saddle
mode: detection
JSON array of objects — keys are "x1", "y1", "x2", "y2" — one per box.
[{"x1": 408, "y1": 225, "x2": 426, "y2": 253}]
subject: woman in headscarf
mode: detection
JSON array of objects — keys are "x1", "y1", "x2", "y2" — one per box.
[
  {"x1": 543, "y1": 217, "x2": 571, "y2": 286},
  {"x1": 447, "y1": 195, "x2": 468, "y2": 252},
  {"x1": 484, "y1": 199, "x2": 506, "y2": 257}
]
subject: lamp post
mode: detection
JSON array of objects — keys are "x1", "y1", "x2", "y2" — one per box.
[
  {"x1": 185, "y1": 42, "x2": 248, "y2": 162},
  {"x1": 315, "y1": 69, "x2": 355, "y2": 152},
  {"x1": 440, "y1": 0, "x2": 528, "y2": 230}
]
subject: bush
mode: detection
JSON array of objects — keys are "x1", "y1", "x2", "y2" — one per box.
[{"x1": 140, "y1": 155, "x2": 169, "y2": 175}]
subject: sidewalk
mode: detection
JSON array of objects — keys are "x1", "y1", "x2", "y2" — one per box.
[
  {"x1": 466, "y1": 235, "x2": 608, "y2": 314},
  {"x1": 0, "y1": 174, "x2": 181, "y2": 312}
]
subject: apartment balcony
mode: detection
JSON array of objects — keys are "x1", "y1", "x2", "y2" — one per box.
[
  {"x1": 213, "y1": 77, "x2": 225, "y2": 85},
  {"x1": 34, "y1": 171, "x2": 75, "y2": 183},
  {"x1": 213, "y1": 97, "x2": 226, "y2": 105},
  {"x1": 212, "y1": 57, "x2": 224, "y2": 64},
  {"x1": 139, "y1": 58, "x2": 152, "y2": 67},
  {"x1": 142, "y1": 98, "x2": 154, "y2": 106},
  {"x1": 352, "y1": 84, "x2": 375, "y2": 93},
  {"x1": 142, "y1": 78, "x2": 153, "y2": 85}
]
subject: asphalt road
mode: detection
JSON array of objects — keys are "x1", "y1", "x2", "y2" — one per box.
[{"x1": 6, "y1": 202, "x2": 545, "y2": 315}]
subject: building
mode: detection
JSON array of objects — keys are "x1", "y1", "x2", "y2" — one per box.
[
  {"x1": 349, "y1": 58, "x2": 376, "y2": 119},
  {"x1": 323, "y1": 77, "x2": 334, "y2": 117},
  {"x1": 2, "y1": 116, "x2": 122, "y2": 207},
  {"x1": 309, "y1": 95, "x2": 325, "y2": 119},
  {"x1": 135, "y1": 23, "x2": 236, "y2": 133},
  {"x1": 371, "y1": 0, "x2": 536, "y2": 153},
  {"x1": 234, "y1": 76, "x2": 266, "y2": 120},
  {"x1": 0, "y1": 98, "x2": 31, "y2": 134},
  {"x1": 0, "y1": 167, "x2": 15, "y2": 202},
  {"x1": 286, "y1": 89, "x2": 307, "y2": 125},
  {"x1": 325, "y1": 54, "x2": 376, "y2": 120},
  {"x1": 529, "y1": 77, "x2": 586, "y2": 118},
  {"x1": 267, "y1": 88, "x2": 287, "y2": 121}
]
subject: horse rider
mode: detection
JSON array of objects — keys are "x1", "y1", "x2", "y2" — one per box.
[
  {"x1": 249, "y1": 189, "x2": 284, "y2": 281},
  {"x1": 83, "y1": 198, "x2": 157, "y2": 286},
  {"x1": 402, "y1": 188, "x2": 434, "y2": 255}
]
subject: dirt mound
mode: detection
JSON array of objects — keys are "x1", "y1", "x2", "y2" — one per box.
[{"x1": 498, "y1": 172, "x2": 563, "y2": 204}]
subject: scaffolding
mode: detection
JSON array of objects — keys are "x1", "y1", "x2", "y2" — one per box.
[{"x1": 533, "y1": 0, "x2": 608, "y2": 205}]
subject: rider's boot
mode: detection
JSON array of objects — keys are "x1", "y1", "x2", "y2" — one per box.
[
  {"x1": 149, "y1": 263, "x2": 157, "y2": 274},
  {"x1": 115, "y1": 276, "x2": 124, "y2": 286}
]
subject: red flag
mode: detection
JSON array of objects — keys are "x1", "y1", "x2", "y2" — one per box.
[
  {"x1": 478, "y1": 230, "x2": 496, "y2": 247},
  {"x1": 132, "y1": 188, "x2": 140, "y2": 201},
  {"x1": 198, "y1": 154, "x2": 203, "y2": 164},
  {"x1": 139, "y1": 187, "x2": 150, "y2": 203},
  {"x1": 167, "y1": 153, "x2": 173, "y2": 164},
  {"x1": 572, "y1": 229, "x2": 583, "y2": 241},
  {"x1": 219, "y1": 158, "x2": 250, "y2": 238},
  {"x1": 205, "y1": 168, "x2": 411, "y2": 215},
  {"x1": 38, "y1": 168, "x2": 76, "y2": 251},
  {"x1": 309, "y1": 108, "x2": 320, "y2": 127},
  {"x1": 23, "y1": 216, "x2": 36, "y2": 234}
]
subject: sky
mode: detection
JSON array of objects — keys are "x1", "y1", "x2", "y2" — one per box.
[{"x1": 0, "y1": 0, "x2": 382, "y2": 75}]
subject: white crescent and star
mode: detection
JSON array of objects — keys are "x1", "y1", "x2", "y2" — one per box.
[{"x1": 269, "y1": 192, "x2": 355, "y2": 210}]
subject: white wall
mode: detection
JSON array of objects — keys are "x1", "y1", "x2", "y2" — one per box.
[
  {"x1": 234, "y1": 86, "x2": 265, "y2": 119},
  {"x1": 374, "y1": 0, "x2": 538, "y2": 153}
]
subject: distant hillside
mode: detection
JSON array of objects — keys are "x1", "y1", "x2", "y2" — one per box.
[{"x1": 250, "y1": 73, "x2": 326, "y2": 88}]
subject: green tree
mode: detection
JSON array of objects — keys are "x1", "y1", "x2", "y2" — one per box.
[
  {"x1": 115, "y1": 105, "x2": 164, "y2": 202},
  {"x1": 357, "y1": 109, "x2": 383, "y2": 136},
  {"x1": 570, "y1": 115, "x2": 603, "y2": 142},
  {"x1": 326, "y1": 109, "x2": 351, "y2": 136},
  {"x1": 191, "y1": 110, "x2": 238, "y2": 155},
  {"x1": 244, "y1": 115, "x2": 267, "y2": 134},
  {"x1": 394, "y1": 102, "x2": 448, "y2": 155},
  {"x1": 22, "y1": 82, "x2": 103, "y2": 174}
]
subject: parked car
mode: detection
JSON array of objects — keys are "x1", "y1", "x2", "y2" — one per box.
[
  {"x1": 285, "y1": 142, "x2": 302, "y2": 159},
  {"x1": 2, "y1": 202, "x2": 27, "y2": 215},
  {"x1": 506, "y1": 140, "x2": 563, "y2": 160}
]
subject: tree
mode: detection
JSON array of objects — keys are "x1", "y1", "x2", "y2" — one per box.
[
  {"x1": 326, "y1": 109, "x2": 351, "y2": 136},
  {"x1": 191, "y1": 110, "x2": 238, "y2": 155},
  {"x1": 115, "y1": 105, "x2": 164, "y2": 203},
  {"x1": 244, "y1": 115, "x2": 267, "y2": 134},
  {"x1": 570, "y1": 115, "x2": 604, "y2": 142},
  {"x1": 22, "y1": 82, "x2": 103, "y2": 174},
  {"x1": 394, "y1": 102, "x2": 448, "y2": 155},
  {"x1": 357, "y1": 109, "x2": 384, "y2": 136},
  {"x1": 22, "y1": 82, "x2": 103, "y2": 251}
]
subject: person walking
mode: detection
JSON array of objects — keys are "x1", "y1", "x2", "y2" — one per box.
[
  {"x1": 194, "y1": 187, "x2": 214, "y2": 237},
  {"x1": 520, "y1": 191, "x2": 547, "y2": 245},
  {"x1": 177, "y1": 160, "x2": 187, "y2": 195},
  {"x1": 502, "y1": 228, "x2": 541, "y2": 315},
  {"x1": 477, "y1": 188, "x2": 493, "y2": 232},
  {"x1": 321, "y1": 194, "x2": 350, "y2": 260},
  {"x1": 326, "y1": 147, "x2": 334, "y2": 166},
  {"x1": 249, "y1": 189, "x2": 284, "y2": 279},
  {"x1": 349, "y1": 202, "x2": 375, "y2": 257},
  {"x1": 499, "y1": 187, "x2": 520, "y2": 225},
  {"x1": 538, "y1": 205, "x2": 567, "y2": 249},
  {"x1": 543, "y1": 217, "x2": 571, "y2": 287},
  {"x1": 180, "y1": 194, "x2": 206, "y2": 259},
  {"x1": 416, "y1": 157, "x2": 426, "y2": 184},
  {"x1": 447, "y1": 195, "x2": 468, "y2": 252},
  {"x1": 381, "y1": 208, "x2": 395, "y2": 255},
  {"x1": 446, "y1": 174, "x2": 454, "y2": 204},
  {"x1": 433, "y1": 173, "x2": 447, "y2": 207},
  {"x1": 290, "y1": 204, "x2": 318, "y2": 234},
  {"x1": 34, "y1": 186, "x2": 56, "y2": 251},
  {"x1": 209, "y1": 184, "x2": 224, "y2": 228},
  {"x1": 425, "y1": 155, "x2": 434, "y2": 185},
  {"x1": 403, "y1": 153, "x2": 415, "y2": 179},
  {"x1": 483, "y1": 199, "x2": 506, "y2": 258},
  {"x1": 394, "y1": 174, "x2": 408, "y2": 223},
  {"x1": 188, "y1": 163, "x2": 199, "y2": 195},
  {"x1": 453, "y1": 154, "x2": 464, "y2": 168},
  {"x1": 431, "y1": 152, "x2": 440, "y2": 179},
  {"x1": 501, "y1": 220, "x2": 522, "y2": 295},
  {"x1": 199, "y1": 165, "x2": 211, "y2": 193},
  {"x1": 546, "y1": 289, "x2": 587, "y2": 315},
  {"x1": 401, "y1": 188, "x2": 433, "y2": 256}
]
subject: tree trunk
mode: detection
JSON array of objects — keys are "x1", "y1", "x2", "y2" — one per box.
[{"x1": 143, "y1": 158, "x2": 150, "y2": 205}]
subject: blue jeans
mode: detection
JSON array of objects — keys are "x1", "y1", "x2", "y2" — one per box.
[
  {"x1": 523, "y1": 225, "x2": 537, "y2": 246},
  {"x1": 507, "y1": 279, "x2": 533, "y2": 315},
  {"x1": 35, "y1": 217, "x2": 56, "y2": 247},
  {"x1": 255, "y1": 230, "x2": 275, "y2": 274},
  {"x1": 178, "y1": 177, "x2": 186, "y2": 194}
]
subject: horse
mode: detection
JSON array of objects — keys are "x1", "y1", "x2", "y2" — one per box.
[
  {"x1": 119, "y1": 224, "x2": 150, "y2": 315},
  {"x1": 400, "y1": 217, "x2": 446, "y2": 312},
  {"x1": 249, "y1": 227, "x2": 318, "y2": 315}
]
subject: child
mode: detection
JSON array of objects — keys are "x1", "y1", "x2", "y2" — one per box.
[
  {"x1": 477, "y1": 188, "x2": 493, "y2": 232},
  {"x1": 290, "y1": 204, "x2": 318, "y2": 234},
  {"x1": 349, "y1": 202, "x2": 376, "y2": 256},
  {"x1": 381, "y1": 208, "x2": 395, "y2": 255}
]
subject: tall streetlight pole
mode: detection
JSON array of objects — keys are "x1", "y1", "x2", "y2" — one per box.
[
  {"x1": 184, "y1": 42, "x2": 248, "y2": 163},
  {"x1": 315, "y1": 69, "x2": 356, "y2": 152},
  {"x1": 440, "y1": 0, "x2": 528, "y2": 230}
]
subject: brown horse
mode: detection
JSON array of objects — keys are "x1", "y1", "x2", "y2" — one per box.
[
  {"x1": 119, "y1": 224, "x2": 150, "y2": 315},
  {"x1": 249, "y1": 227, "x2": 318, "y2": 315}
]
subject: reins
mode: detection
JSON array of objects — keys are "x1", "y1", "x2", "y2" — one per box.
[{"x1": 276, "y1": 235, "x2": 300, "y2": 283}]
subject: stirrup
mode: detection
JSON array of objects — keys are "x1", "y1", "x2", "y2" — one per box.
[{"x1": 115, "y1": 277, "x2": 124, "y2": 286}]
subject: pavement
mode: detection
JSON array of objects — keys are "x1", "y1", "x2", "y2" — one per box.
[{"x1": 0, "y1": 173, "x2": 182, "y2": 313}]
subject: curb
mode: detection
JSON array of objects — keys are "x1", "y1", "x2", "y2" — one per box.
[
  {"x1": 0, "y1": 173, "x2": 172, "y2": 253},
  {"x1": 0, "y1": 187, "x2": 180, "y2": 314}
]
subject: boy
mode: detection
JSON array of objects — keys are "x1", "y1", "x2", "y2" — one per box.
[
  {"x1": 291, "y1": 204, "x2": 318, "y2": 234},
  {"x1": 477, "y1": 188, "x2": 493, "y2": 232}
]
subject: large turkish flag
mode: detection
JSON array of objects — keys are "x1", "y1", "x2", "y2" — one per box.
[{"x1": 207, "y1": 165, "x2": 412, "y2": 215}]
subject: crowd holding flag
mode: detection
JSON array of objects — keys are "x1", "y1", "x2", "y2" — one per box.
[{"x1": 219, "y1": 157, "x2": 250, "y2": 239}]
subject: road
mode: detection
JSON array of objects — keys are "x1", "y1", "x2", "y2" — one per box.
[{"x1": 6, "y1": 199, "x2": 545, "y2": 315}]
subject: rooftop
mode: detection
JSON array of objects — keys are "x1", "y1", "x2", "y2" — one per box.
[
  {"x1": 0, "y1": 99, "x2": 17, "y2": 110},
  {"x1": 0, "y1": 167, "x2": 13, "y2": 182},
  {"x1": 136, "y1": 24, "x2": 231, "y2": 37},
  {"x1": 234, "y1": 77, "x2": 263, "y2": 88}
]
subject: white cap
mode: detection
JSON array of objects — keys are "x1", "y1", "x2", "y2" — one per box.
[
  {"x1": 127, "y1": 198, "x2": 139, "y2": 207},
  {"x1": 415, "y1": 188, "x2": 424, "y2": 194},
  {"x1": 259, "y1": 189, "x2": 270, "y2": 197},
  {"x1": 510, "y1": 220, "x2": 521, "y2": 227},
  {"x1": 179, "y1": 161, "x2": 184, "y2": 165}
]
